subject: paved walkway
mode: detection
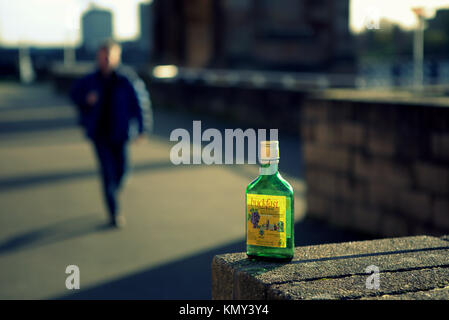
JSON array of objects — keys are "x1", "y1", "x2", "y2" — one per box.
[{"x1": 0, "y1": 83, "x2": 370, "y2": 299}]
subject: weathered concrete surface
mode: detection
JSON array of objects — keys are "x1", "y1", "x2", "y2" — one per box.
[{"x1": 212, "y1": 235, "x2": 449, "y2": 300}]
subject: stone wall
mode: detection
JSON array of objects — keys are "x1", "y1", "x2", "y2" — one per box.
[
  {"x1": 301, "y1": 94, "x2": 449, "y2": 237},
  {"x1": 144, "y1": 77, "x2": 308, "y2": 133},
  {"x1": 148, "y1": 76, "x2": 449, "y2": 237}
]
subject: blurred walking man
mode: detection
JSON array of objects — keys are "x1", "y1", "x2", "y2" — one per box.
[{"x1": 70, "y1": 39, "x2": 152, "y2": 228}]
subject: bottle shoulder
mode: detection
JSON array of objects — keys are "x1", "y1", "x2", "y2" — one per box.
[
  {"x1": 246, "y1": 172, "x2": 294, "y2": 196},
  {"x1": 277, "y1": 172, "x2": 294, "y2": 193},
  {"x1": 246, "y1": 175, "x2": 261, "y2": 192}
]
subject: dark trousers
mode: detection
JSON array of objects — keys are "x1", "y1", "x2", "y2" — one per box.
[{"x1": 93, "y1": 139, "x2": 128, "y2": 218}]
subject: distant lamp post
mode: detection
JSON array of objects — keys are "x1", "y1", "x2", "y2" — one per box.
[
  {"x1": 64, "y1": 43, "x2": 76, "y2": 66},
  {"x1": 412, "y1": 7, "x2": 425, "y2": 91},
  {"x1": 18, "y1": 45, "x2": 35, "y2": 84}
]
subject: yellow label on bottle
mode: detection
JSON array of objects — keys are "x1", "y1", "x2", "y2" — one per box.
[{"x1": 246, "y1": 194, "x2": 287, "y2": 248}]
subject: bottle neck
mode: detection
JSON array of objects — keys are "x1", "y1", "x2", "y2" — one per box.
[{"x1": 259, "y1": 161, "x2": 279, "y2": 175}]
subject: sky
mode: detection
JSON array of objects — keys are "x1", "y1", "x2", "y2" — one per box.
[
  {"x1": 350, "y1": 0, "x2": 449, "y2": 33},
  {"x1": 0, "y1": 0, "x2": 152, "y2": 47},
  {"x1": 1, "y1": 0, "x2": 449, "y2": 47}
]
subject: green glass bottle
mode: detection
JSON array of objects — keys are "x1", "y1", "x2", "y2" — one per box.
[{"x1": 246, "y1": 141, "x2": 294, "y2": 261}]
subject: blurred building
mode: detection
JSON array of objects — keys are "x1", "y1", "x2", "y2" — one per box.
[
  {"x1": 427, "y1": 8, "x2": 449, "y2": 31},
  {"x1": 425, "y1": 8, "x2": 449, "y2": 58},
  {"x1": 138, "y1": 2, "x2": 153, "y2": 56},
  {"x1": 81, "y1": 6, "x2": 113, "y2": 54},
  {"x1": 0, "y1": 48, "x2": 20, "y2": 79},
  {"x1": 151, "y1": 0, "x2": 354, "y2": 73},
  {"x1": 118, "y1": 2, "x2": 154, "y2": 66}
]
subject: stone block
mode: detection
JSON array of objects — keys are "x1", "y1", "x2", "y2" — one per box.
[
  {"x1": 314, "y1": 123, "x2": 336, "y2": 145},
  {"x1": 432, "y1": 133, "x2": 449, "y2": 161},
  {"x1": 434, "y1": 198, "x2": 449, "y2": 230},
  {"x1": 303, "y1": 143, "x2": 351, "y2": 172},
  {"x1": 329, "y1": 200, "x2": 354, "y2": 229},
  {"x1": 300, "y1": 123, "x2": 315, "y2": 142},
  {"x1": 367, "y1": 129, "x2": 396, "y2": 157},
  {"x1": 338, "y1": 122, "x2": 365, "y2": 147},
  {"x1": 305, "y1": 193, "x2": 331, "y2": 220},
  {"x1": 312, "y1": 122, "x2": 365, "y2": 148},
  {"x1": 355, "y1": 154, "x2": 412, "y2": 188},
  {"x1": 335, "y1": 176, "x2": 366, "y2": 204},
  {"x1": 353, "y1": 205, "x2": 382, "y2": 235},
  {"x1": 379, "y1": 214, "x2": 409, "y2": 237},
  {"x1": 398, "y1": 190, "x2": 432, "y2": 223},
  {"x1": 414, "y1": 162, "x2": 449, "y2": 194},
  {"x1": 368, "y1": 182, "x2": 398, "y2": 210},
  {"x1": 302, "y1": 101, "x2": 329, "y2": 123},
  {"x1": 305, "y1": 169, "x2": 336, "y2": 197}
]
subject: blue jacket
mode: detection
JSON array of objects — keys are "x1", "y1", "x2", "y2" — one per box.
[{"x1": 70, "y1": 67, "x2": 153, "y2": 143}]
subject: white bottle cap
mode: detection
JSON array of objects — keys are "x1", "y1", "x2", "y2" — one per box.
[{"x1": 260, "y1": 140, "x2": 279, "y2": 164}]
